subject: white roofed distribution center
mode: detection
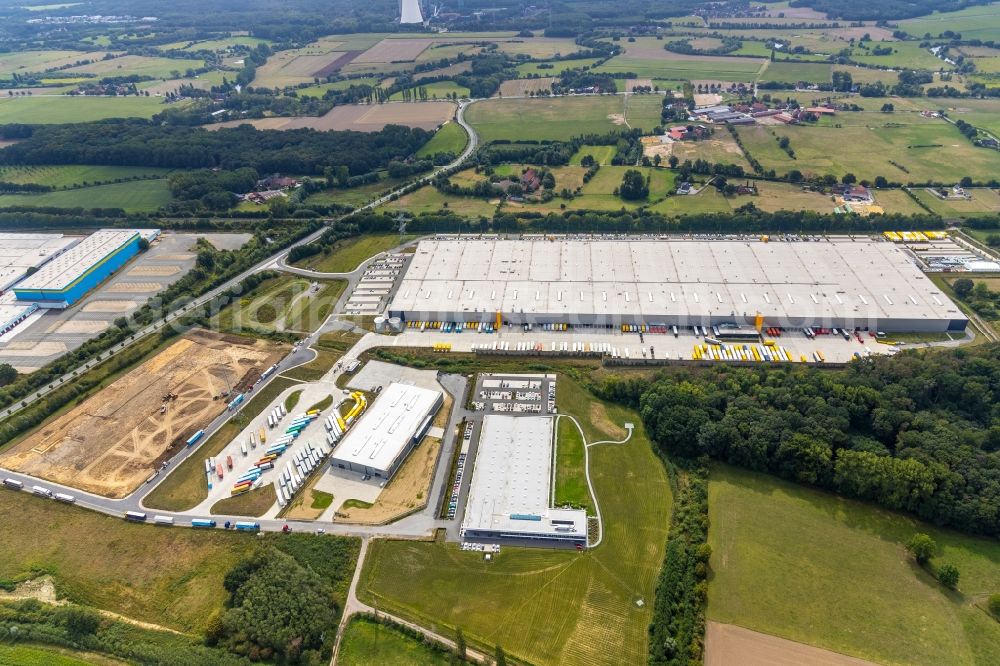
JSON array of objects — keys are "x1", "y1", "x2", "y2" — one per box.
[
  {"x1": 388, "y1": 238, "x2": 967, "y2": 333},
  {"x1": 329, "y1": 382, "x2": 442, "y2": 479},
  {"x1": 461, "y1": 415, "x2": 588, "y2": 547}
]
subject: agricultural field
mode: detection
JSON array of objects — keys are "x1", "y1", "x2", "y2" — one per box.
[
  {"x1": 416, "y1": 121, "x2": 468, "y2": 157},
  {"x1": 0, "y1": 96, "x2": 171, "y2": 124},
  {"x1": 360, "y1": 377, "x2": 670, "y2": 666},
  {"x1": 466, "y1": 95, "x2": 663, "y2": 143},
  {"x1": 942, "y1": 97, "x2": 1000, "y2": 138},
  {"x1": 848, "y1": 41, "x2": 950, "y2": 71},
  {"x1": 389, "y1": 80, "x2": 469, "y2": 101},
  {"x1": 760, "y1": 61, "x2": 832, "y2": 84},
  {"x1": 708, "y1": 464, "x2": 1000, "y2": 665},
  {"x1": 64, "y1": 55, "x2": 206, "y2": 79},
  {"x1": 515, "y1": 58, "x2": 601, "y2": 76},
  {"x1": 870, "y1": 188, "x2": 929, "y2": 216},
  {"x1": 173, "y1": 36, "x2": 271, "y2": 52},
  {"x1": 834, "y1": 65, "x2": 899, "y2": 86},
  {"x1": 901, "y1": 3, "x2": 1000, "y2": 42},
  {"x1": 208, "y1": 101, "x2": 454, "y2": 132},
  {"x1": 0, "y1": 165, "x2": 174, "y2": 188},
  {"x1": 253, "y1": 42, "x2": 360, "y2": 88},
  {"x1": 0, "y1": 49, "x2": 111, "y2": 77},
  {"x1": 595, "y1": 55, "x2": 765, "y2": 81},
  {"x1": 493, "y1": 37, "x2": 583, "y2": 59},
  {"x1": 735, "y1": 115, "x2": 1000, "y2": 183},
  {"x1": 0, "y1": 179, "x2": 173, "y2": 212},
  {"x1": 138, "y1": 70, "x2": 227, "y2": 96},
  {"x1": 0, "y1": 644, "x2": 118, "y2": 666},
  {"x1": 0, "y1": 329, "x2": 285, "y2": 498},
  {"x1": 911, "y1": 188, "x2": 1000, "y2": 218},
  {"x1": 339, "y1": 617, "x2": 449, "y2": 665},
  {"x1": 498, "y1": 77, "x2": 557, "y2": 96},
  {"x1": 644, "y1": 134, "x2": 751, "y2": 170}
]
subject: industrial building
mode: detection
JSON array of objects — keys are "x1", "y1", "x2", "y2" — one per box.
[
  {"x1": 0, "y1": 232, "x2": 80, "y2": 293},
  {"x1": 461, "y1": 415, "x2": 588, "y2": 547},
  {"x1": 388, "y1": 238, "x2": 967, "y2": 333},
  {"x1": 329, "y1": 382, "x2": 442, "y2": 479},
  {"x1": 13, "y1": 229, "x2": 157, "y2": 308}
]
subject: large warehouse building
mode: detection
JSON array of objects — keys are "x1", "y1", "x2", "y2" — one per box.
[
  {"x1": 388, "y1": 238, "x2": 967, "y2": 333},
  {"x1": 13, "y1": 229, "x2": 156, "y2": 308},
  {"x1": 329, "y1": 382, "x2": 442, "y2": 479},
  {"x1": 0, "y1": 232, "x2": 80, "y2": 294},
  {"x1": 461, "y1": 415, "x2": 588, "y2": 547}
]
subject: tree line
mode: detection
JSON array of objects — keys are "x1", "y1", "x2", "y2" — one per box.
[
  {"x1": 0, "y1": 122, "x2": 433, "y2": 177},
  {"x1": 594, "y1": 344, "x2": 1000, "y2": 537}
]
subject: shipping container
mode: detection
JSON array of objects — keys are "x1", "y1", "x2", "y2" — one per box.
[
  {"x1": 31, "y1": 485, "x2": 52, "y2": 498},
  {"x1": 216, "y1": 464, "x2": 224, "y2": 480},
  {"x1": 234, "y1": 521, "x2": 260, "y2": 531},
  {"x1": 124, "y1": 511, "x2": 147, "y2": 522},
  {"x1": 53, "y1": 492, "x2": 75, "y2": 503},
  {"x1": 186, "y1": 430, "x2": 205, "y2": 447},
  {"x1": 241, "y1": 443, "x2": 248, "y2": 456},
  {"x1": 226, "y1": 455, "x2": 233, "y2": 470},
  {"x1": 280, "y1": 404, "x2": 287, "y2": 417},
  {"x1": 191, "y1": 518, "x2": 216, "y2": 528},
  {"x1": 3, "y1": 478, "x2": 23, "y2": 490},
  {"x1": 153, "y1": 515, "x2": 174, "y2": 526}
]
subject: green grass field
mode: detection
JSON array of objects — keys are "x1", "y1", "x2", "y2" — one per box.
[
  {"x1": 0, "y1": 165, "x2": 174, "y2": 188},
  {"x1": 594, "y1": 55, "x2": 765, "y2": 81},
  {"x1": 570, "y1": 144, "x2": 617, "y2": 165},
  {"x1": 736, "y1": 116, "x2": 1000, "y2": 182},
  {"x1": 302, "y1": 175, "x2": 409, "y2": 209},
  {"x1": 293, "y1": 234, "x2": 417, "y2": 273},
  {"x1": 945, "y1": 97, "x2": 1000, "y2": 138},
  {"x1": 390, "y1": 80, "x2": 469, "y2": 101},
  {"x1": 0, "y1": 643, "x2": 120, "y2": 666},
  {"x1": 0, "y1": 96, "x2": 171, "y2": 124},
  {"x1": 0, "y1": 179, "x2": 172, "y2": 212},
  {"x1": 339, "y1": 617, "x2": 450, "y2": 665},
  {"x1": 760, "y1": 60, "x2": 832, "y2": 84},
  {"x1": 385, "y1": 186, "x2": 499, "y2": 218},
  {"x1": 467, "y1": 95, "x2": 663, "y2": 143},
  {"x1": 217, "y1": 275, "x2": 344, "y2": 334},
  {"x1": 416, "y1": 120, "x2": 468, "y2": 157},
  {"x1": 294, "y1": 77, "x2": 379, "y2": 98},
  {"x1": 0, "y1": 49, "x2": 100, "y2": 77},
  {"x1": 359, "y1": 376, "x2": 671, "y2": 666},
  {"x1": 0, "y1": 489, "x2": 257, "y2": 633},
  {"x1": 911, "y1": 188, "x2": 1000, "y2": 218},
  {"x1": 708, "y1": 464, "x2": 1000, "y2": 665},
  {"x1": 554, "y1": 415, "x2": 591, "y2": 511},
  {"x1": 210, "y1": 485, "x2": 277, "y2": 517},
  {"x1": 143, "y1": 376, "x2": 299, "y2": 511}
]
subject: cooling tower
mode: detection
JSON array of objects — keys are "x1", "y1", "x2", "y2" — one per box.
[{"x1": 400, "y1": 0, "x2": 424, "y2": 23}]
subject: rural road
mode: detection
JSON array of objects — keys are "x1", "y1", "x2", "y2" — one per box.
[{"x1": 0, "y1": 99, "x2": 479, "y2": 424}]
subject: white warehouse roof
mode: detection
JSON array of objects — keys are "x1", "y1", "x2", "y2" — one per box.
[
  {"x1": 462, "y1": 415, "x2": 587, "y2": 540},
  {"x1": 389, "y1": 238, "x2": 965, "y2": 330},
  {"x1": 14, "y1": 229, "x2": 144, "y2": 292},
  {"x1": 330, "y1": 382, "x2": 441, "y2": 474},
  {"x1": 0, "y1": 232, "x2": 80, "y2": 292}
]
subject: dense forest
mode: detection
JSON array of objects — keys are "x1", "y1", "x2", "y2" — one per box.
[
  {"x1": 0, "y1": 123, "x2": 432, "y2": 176},
  {"x1": 596, "y1": 345, "x2": 1000, "y2": 537},
  {"x1": 789, "y1": 0, "x2": 993, "y2": 21}
]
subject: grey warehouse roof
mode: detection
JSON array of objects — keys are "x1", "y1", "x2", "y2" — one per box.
[{"x1": 389, "y1": 238, "x2": 964, "y2": 327}]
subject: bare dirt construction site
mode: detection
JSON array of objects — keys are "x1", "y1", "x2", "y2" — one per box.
[
  {"x1": 704, "y1": 622, "x2": 877, "y2": 666},
  {"x1": 0, "y1": 329, "x2": 286, "y2": 498},
  {"x1": 207, "y1": 101, "x2": 454, "y2": 132}
]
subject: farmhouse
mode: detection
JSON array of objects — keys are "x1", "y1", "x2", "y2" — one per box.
[
  {"x1": 329, "y1": 382, "x2": 442, "y2": 480},
  {"x1": 388, "y1": 237, "x2": 968, "y2": 333},
  {"x1": 461, "y1": 414, "x2": 588, "y2": 547}
]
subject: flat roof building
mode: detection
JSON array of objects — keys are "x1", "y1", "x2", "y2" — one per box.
[
  {"x1": 461, "y1": 415, "x2": 588, "y2": 547},
  {"x1": 329, "y1": 382, "x2": 442, "y2": 479},
  {"x1": 13, "y1": 229, "x2": 157, "y2": 308},
  {"x1": 389, "y1": 238, "x2": 967, "y2": 333},
  {"x1": 0, "y1": 232, "x2": 80, "y2": 293}
]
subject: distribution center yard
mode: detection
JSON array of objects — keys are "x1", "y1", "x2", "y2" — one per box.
[
  {"x1": 466, "y1": 95, "x2": 664, "y2": 143},
  {"x1": 735, "y1": 114, "x2": 1000, "y2": 183},
  {"x1": 707, "y1": 465, "x2": 1000, "y2": 665},
  {"x1": 0, "y1": 329, "x2": 286, "y2": 498},
  {"x1": 359, "y1": 377, "x2": 671, "y2": 666}
]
